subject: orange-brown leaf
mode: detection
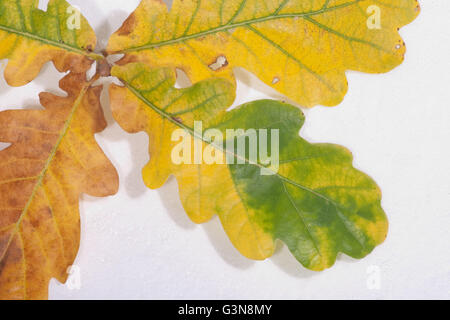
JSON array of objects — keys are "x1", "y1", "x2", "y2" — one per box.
[{"x1": 0, "y1": 73, "x2": 119, "y2": 300}]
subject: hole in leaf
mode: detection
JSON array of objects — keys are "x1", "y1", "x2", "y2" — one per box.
[
  {"x1": 38, "y1": 0, "x2": 49, "y2": 11},
  {"x1": 208, "y1": 55, "x2": 228, "y2": 71},
  {"x1": 107, "y1": 54, "x2": 125, "y2": 65},
  {"x1": 0, "y1": 142, "x2": 11, "y2": 152},
  {"x1": 175, "y1": 69, "x2": 192, "y2": 89},
  {"x1": 164, "y1": 0, "x2": 174, "y2": 10},
  {"x1": 86, "y1": 61, "x2": 97, "y2": 81}
]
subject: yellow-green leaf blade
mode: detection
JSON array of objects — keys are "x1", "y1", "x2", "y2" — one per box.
[
  {"x1": 108, "y1": 0, "x2": 420, "y2": 107},
  {"x1": 110, "y1": 63, "x2": 388, "y2": 270},
  {"x1": 0, "y1": 0, "x2": 102, "y2": 86}
]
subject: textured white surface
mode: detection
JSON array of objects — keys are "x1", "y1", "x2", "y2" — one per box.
[{"x1": 0, "y1": 0, "x2": 449, "y2": 300}]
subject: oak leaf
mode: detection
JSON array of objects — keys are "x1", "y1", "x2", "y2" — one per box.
[
  {"x1": 110, "y1": 63, "x2": 388, "y2": 271},
  {"x1": 0, "y1": 72, "x2": 119, "y2": 299},
  {"x1": 0, "y1": 0, "x2": 102, "y2": 86},
  {"x1": 107, "y1": 0, "x2": 420, "y2": 107}
]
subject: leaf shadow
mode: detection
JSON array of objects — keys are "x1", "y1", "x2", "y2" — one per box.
[
  {"x1": 25, "y1": 62, "x2": 68, "y2": 96},
  {"x1": 270, "y1": 243, "x2": 320, "y2": 279},
  {"x1": 93, "y1": 9, "x2": 131, "y2": 51},
  {"x1": 157, "y1": 175, "x2": 326, "y2": 276},
  {"x1": 97, "y1": 73, "x2": 255, "y2": 270},
  {"x1": 98, "y1": 86, "x2": 255, "y2": 270},
  {"x1": 96, "y1": 78, "x2": 151, "y2": 199},
  {"x1": 157, "y1": 176, "x2": 255, "y2": 270},
  {"x1": 0, "y1": 61, "x2": 66, "y2": 110},
  {"x1": 82, "y1": 7, "x2": 154, "y2": 199},
  {"x1": 0, "y1": 61, "x2": 11, "y2": 96},
  {"x1": 156, "y1": 177, "x2": 196, "y2": 230},
  {"x1": 202, "y1": 216, "x2": 255, "y2": 270}
]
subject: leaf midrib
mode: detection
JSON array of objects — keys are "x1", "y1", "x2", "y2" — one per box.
[
  {"x1": 0, "y1": 24, "x2": 103, "y2": 60},
  {"x1": 0, "y1": 79, "x2": 93, "y2": 274},
  {"x1": 119, "y1": 0, "x2": 362, "y2": 53},
  {"x1": 124, "y1": 81, "x2": 340, "y2": 206},
  {"x1": 123, "y1": 80, "x2": 370, "y2": 253},
  {"x1": 124, "y1": 80, "x2": 371, "y2": 251}
]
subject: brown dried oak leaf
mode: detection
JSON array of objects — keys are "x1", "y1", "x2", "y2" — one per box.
[{"x1": 0, "y1": 73, "x2": 119, "y2": 299}]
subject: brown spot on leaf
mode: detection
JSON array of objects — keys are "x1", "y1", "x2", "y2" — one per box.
[
  {"x1": 172, "y1": 117, "x2": 183, "y2": 124},
  {"x1": 116, "y1": 55, "x2": 140, "y2": 66},
  {"x1": 97, "y1": 58, "x2": 112, "y2": 77},
  {"x1": 117, "y1": 13, "x2": 136, "y2": 36}
]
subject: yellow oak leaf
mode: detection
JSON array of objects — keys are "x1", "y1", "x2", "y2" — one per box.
[{"x1": 107, "y1": 0, "x2": 420, "y2": 107}]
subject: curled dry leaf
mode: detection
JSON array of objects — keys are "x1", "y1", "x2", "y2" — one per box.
[
  {"x1": 107, "y1": 0, "x2": 420, "y2": 107},
  {"x1": 0, "y1": 72, "x2": 119, "y2": 299},
  {"x1": 0, "y1": 0, "x2": 102, "y2": 86},
  {"x1": 110, "y1": 63, "x2": 388, "y2": 271}
]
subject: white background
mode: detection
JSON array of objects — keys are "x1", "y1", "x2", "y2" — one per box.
[{"x1": 0, "y1": 0, "x2": 449, "y2": 300}]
